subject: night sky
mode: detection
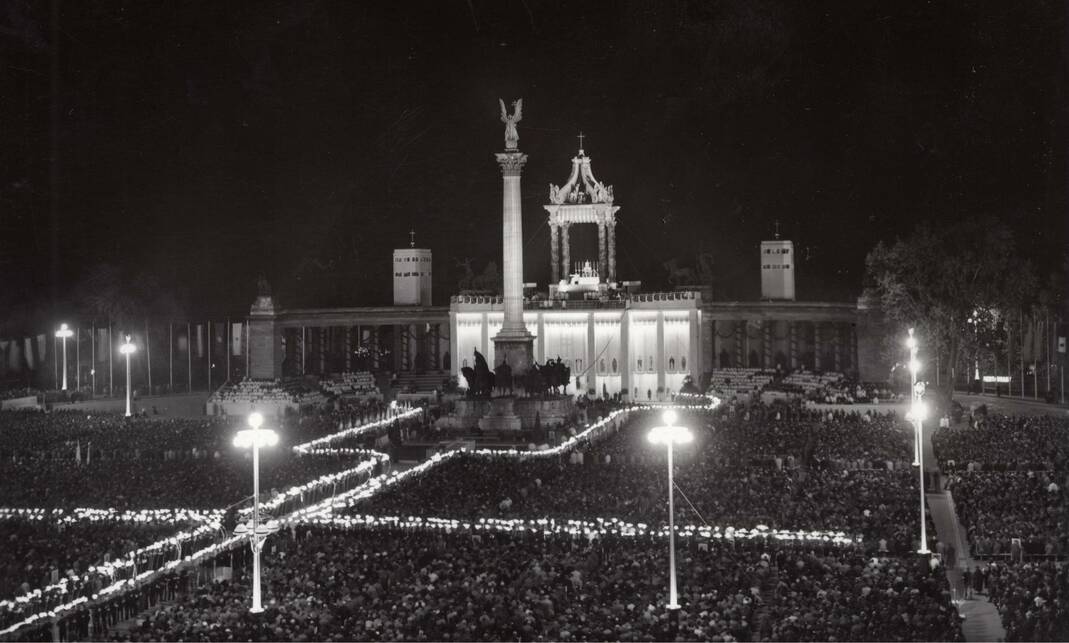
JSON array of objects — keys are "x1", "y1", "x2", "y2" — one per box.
[{"x1": 2, "y1": 0, "x2": 1066, "y2": 325}]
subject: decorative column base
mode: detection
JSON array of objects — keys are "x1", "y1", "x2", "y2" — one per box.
[
  {"x1": 492, "y1": 329, "x2": 536, "y2": 378},
  {"x1": 478, "y1": 396, "x2": 523, "y2": 433}
]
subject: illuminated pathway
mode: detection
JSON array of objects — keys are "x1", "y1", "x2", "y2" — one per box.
[{"x1": 922, "y1": 418, "x2": 1007, "y2": 642}]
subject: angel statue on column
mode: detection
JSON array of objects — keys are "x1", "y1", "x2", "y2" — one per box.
[{"x1": 499, "y1": 98, "x2": 522, "y2": 150}]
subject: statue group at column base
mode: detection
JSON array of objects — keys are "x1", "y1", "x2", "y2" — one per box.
[{"x1": 437, "y1": 348, "x2": 575, "y2": 437}]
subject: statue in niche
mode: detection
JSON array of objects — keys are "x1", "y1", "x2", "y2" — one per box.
[
  {"x1": 460, "y1": 349, "x2": 495, "y2": 398},
  {"x1": 499, "y1": 98, "x2": 523, "y2": 150},
  {"x1": 494, "y1": 358, "x2": 513, "y2": 394}
]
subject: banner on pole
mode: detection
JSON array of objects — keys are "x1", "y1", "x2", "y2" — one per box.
[{"x1": 196, "y1": 325, "x2": 205, "y2": 358}]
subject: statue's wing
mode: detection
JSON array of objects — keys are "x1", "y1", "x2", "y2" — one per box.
[
  {"x1": 514, "y1": 98, "x2": 522, "y2": 122},
  {"x1": 499, "y1": 98, "x2": 508, "y2": 123}
]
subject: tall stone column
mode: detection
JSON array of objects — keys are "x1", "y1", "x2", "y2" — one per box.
[
  {"x1": 597, "y1": 222, "x2": 607, "y2": 281},
  {"x1": 493, "y1": 151, "x2": 535, "y2": 376},
  {"x1": 607, "y1": 222, "x2": 617, "y2": 282},
  {"x1": 549, "y1": 223, "x2": 560, "y2": 283},
  {"x1": 561, "y1": 223, "x2": 571, "y2": 279}
]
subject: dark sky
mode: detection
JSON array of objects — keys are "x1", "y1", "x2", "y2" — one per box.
[{"x1": 2, "y1": 0, "x2": 1066, "y2": 322}]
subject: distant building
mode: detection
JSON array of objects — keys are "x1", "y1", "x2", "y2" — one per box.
[
  {"x1": 393, "y1": 235, "x2": 432, "y2": 306},
  {"x1": 760, "y1": 238, "x2": 795, "y2": 301}
]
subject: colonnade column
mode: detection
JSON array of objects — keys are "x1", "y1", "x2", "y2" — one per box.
[
  {"x1": 734, "y1": 321, "x2": 744, "y2": 368},
  {"x1": 597, "y1": 223, "x2": 607, "y2": 281},
  {"x1": 814, "y1": 323, "x2": 822, "y2": 371},
  {"x1": 763, "y1": 321, "x2": 772, "y2": 369},
  {"x1": 344, "y1": 327, "x2": 352, "y2": 372},
  {"x1": 587, "y1": 312, "x2": 597, "y2": 395},
  {"x1": 550, "y1": 223, "x2": 560, "y2": 284},
  {"x1": 319, "y1": 327, "x2": 327, "y2": 374},
  {"x1": 607, "y1": 222, "x2": 617, "y2": 283},
  {"x1": 433, "y1": 323, "x2": 442, "y2": 370},
  {"x1": 833, "y1": 323, "x2": 842, "y2": 373},
  {"x1": 789, "y1": 322, "x2": 798, "y2": 370},
  {"x1": 561, "y1": 223, "x2": 571, "y2": 279},
  {"x1": 621, "y1": 312, "x2": 631, "y2": 399},
  {"x1": 656, "y1": 311, "x2": 666, "y2": 393},
  {"x1": 850, "y1": 324, "x2": 858, "y2": 377}
]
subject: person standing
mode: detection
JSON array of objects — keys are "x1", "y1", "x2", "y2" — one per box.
[{"x1": 962, "y1": 567, "x2": 973, "y2": 599}]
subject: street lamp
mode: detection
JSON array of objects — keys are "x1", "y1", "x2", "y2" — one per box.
[
  {"x1": 647, "y1": 408, "x2": 692, "y2": 616},
  {"x1": 119, "y1": 335, "x2": 137, "y2": 417},
  {"x1": 905, "y1": 329, "x2": 931, "y2": 555},
  {"x1": 907, "y1": 329, "x2": 920, "y2": 467},
  {"x1": 55, "y1": 324, "x2": 73, "y2": 391},
  {"x1": 233, "y1": 411, "x2": 280, "y2": 614}
]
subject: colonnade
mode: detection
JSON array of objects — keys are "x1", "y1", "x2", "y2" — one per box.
[
  {"x1": 548, "y1": 220, "x2": 617, "y2": 283},
  {"x1": 283, "y1": 322, "x2": 449, "y2": 376},
  {"x1": 710, "y1": 319, "x2": 857, "y2": 373}
]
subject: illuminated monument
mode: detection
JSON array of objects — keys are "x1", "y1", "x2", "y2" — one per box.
[{"x1": 450, "y1": 113, "x2": 703, "y2": 406}]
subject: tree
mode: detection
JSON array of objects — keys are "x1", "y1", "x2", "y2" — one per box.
[{"x1": 863, "y1": 218, "x2": 1036, "y2": 401}]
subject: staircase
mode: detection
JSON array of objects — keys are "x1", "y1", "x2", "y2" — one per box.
[{"x1": 395, "y1": 370, "x2": 448, "y2": 392}]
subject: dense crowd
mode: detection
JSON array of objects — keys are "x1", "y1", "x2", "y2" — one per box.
[
  {"x1": 0, "y1": 450, "x2": 373, "y2": 509},
  {"x1": 986, "y1": 561, "x2": 1069, "y2": 642},
  {"x1": 0, "y1": 519, "x2": 185, "y2": 603},
  {"x1": 111, "y1": 528, "x2": 962, "y2": 642},
  {"x1": 948, "y1": 471, "x2": 1066, "y2": 558},
  {"x1": 933, "y1": 415, "x2": 1069, "y2": 471},
  {"x1": 352, "y1": 453, "x2": 929, "y2": 553}
]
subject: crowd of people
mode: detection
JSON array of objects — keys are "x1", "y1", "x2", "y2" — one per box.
[
  {"x1": 947, "y1": 471, "x2": 1066, "y2": 559},
  {"x1": 933, "y1": 414, "x2": 1069, "y2": 472},
  {"x1": 0, "y1": 519, "x2": 184, "y2": 604},
  {"x1": 7, "y1": 390, "x2": 1063, "y2": 641},
  {"x1": 349, "y1": 406, "x2": 931, "y2": 554},
  {"x1": 108, "y1": 527, "x2": 962, "y2": 642},
  {"x1": 931, "y1": 411, "x2": 1068, "y2": 641},
  {"x1": 986, "y1": 560, "x2": 1068, "y2": 642},
  {"x1": 0, "y1": 448, "x2": 374, "y2": 509}
]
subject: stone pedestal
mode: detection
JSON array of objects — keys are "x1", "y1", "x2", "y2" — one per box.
[
  {"x1": 492, "y1": 330, "x2": 536, "y2": 378},
  {"x1": 248, "y1": 296, "x2": 282, "y2": 380},
  {"x1": 437, "y1": 396, "x2": 575, "y2": 433},
  {"x1": 477, "y1": 396, "x2": 523, "y2": 433}
]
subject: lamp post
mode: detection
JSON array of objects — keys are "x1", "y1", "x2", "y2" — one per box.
[
  {"x1": 233, "y1": 412, "x2": 279, "y2": 614},
  {"x1": 907, "y1": 329, "x2": 920, "y2": 467},
  {"x1": 648, "y1": 409, "x2": 693, "y2": 618},
  {"x1": 55, "y1": 324, "x2": 73, "y2": 391},
  {"x1": 906, "y1": 328, "x2": 931, "y2": 555},
  {"x1": 119, "y1": 335, "x2": 137, "y2": 417}
]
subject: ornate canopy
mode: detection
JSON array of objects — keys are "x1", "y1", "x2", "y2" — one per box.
[{"x1": 548, "y1": 148, "x2": 615, "y2": 206}]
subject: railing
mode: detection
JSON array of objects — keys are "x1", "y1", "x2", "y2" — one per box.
[{"x1": 451, "y1": 291, "x2": 699, "y2": 307}]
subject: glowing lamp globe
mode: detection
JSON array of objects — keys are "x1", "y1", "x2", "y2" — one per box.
[
  {"x1": 661, "y1": 409, "x2": 678, "y2": 427},
  {"x1": 233, "y1": 428, "x2": 279, "y2": 449},
  {"x1": 907, "y1": 401, "x2": 929, "y2": 423},
  {"x1": 55, "y1": 324, "x2": 73, "y2": 339},
  {"x1": 648, "y1": 424, "x2": 693, "y2": 446},
  {"x1": 119, "y1": 336, "x2": 137, "y2": 355}
]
